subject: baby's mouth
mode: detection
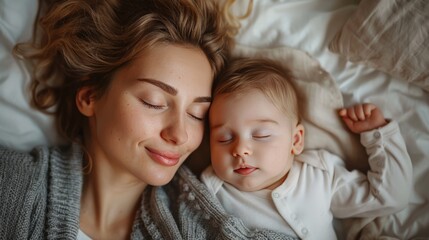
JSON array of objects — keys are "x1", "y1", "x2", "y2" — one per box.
[{"x1": 234, "y1": 166, "x2": 257, "y2": 175}]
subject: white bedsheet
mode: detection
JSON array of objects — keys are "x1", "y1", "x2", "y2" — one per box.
[
  {"x1": 231, "y1": 0, "x2": 429, "y2": 239},
  {"x1": 0, "y1": 0, "x2": 61, "y2": 151}
]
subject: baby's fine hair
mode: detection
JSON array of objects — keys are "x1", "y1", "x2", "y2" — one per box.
[
  {"x1": 14, "y1": 0, "x2": 235, "y2": 143},
  {"x1": 214, "y1": 57, "x2": 301, "y2": 123}
]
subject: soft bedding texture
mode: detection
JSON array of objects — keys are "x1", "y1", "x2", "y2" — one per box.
[
  {"x1": 1, "y1": 0, "x2": 429, "y2": 239},
  {"x1": 329, "y1": 0, "x2": 429, "y2": 92},
  {"x1": 0, "y1": 0, "x2": 61, "y2": 151}
]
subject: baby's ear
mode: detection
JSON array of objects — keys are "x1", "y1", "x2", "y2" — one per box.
[
  {"x1": 292, "y1": 123, "x2": 305, "y2": 155},
  {"x1": 76, "y1": 86, "x2": 96, "y2": 117}
]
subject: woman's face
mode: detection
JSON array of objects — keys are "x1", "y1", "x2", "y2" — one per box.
[{"x1": 81, "y1": 44, "x2": 213, "y2": 186}]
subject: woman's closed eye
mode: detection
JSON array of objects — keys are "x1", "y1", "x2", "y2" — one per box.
[
  {"x1": 188, "y1": 113, "x2": 205, "y2": 121},
  {"x1": 140, "y1": 99, "x2": 166, "y2": 110},
  {"x1": 187, "y1": 105, "x2": 209, "y2": 122}
]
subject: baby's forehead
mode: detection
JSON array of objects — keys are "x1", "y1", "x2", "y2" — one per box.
[
  {"x1": 213, "y1": 88, "x2": 263, "y2": 104},
  {"x1": 220, "y1": 88, "x2": 298, "y2": 121},
  {"x1": 212, "y1": 89, "x2": 284, "y2": 113}
]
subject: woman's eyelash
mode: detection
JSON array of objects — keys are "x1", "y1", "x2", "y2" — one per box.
[
  {"x1": 141, "y1": 99, "x2": 205, "y2": 121},
  {"x1": 189, "y1": 114, "x2": 204, "y2": 121},
  {"x1": 141, "y1": 100, "x2": 164, "y2": 110}
]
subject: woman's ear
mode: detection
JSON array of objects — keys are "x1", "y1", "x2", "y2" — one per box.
[
  {"x1": 76, "y1": 87, "x2": 96, "y2": 117},
  {"x1": 291, "y1": 123, "x2": 305, "y2": 155}
]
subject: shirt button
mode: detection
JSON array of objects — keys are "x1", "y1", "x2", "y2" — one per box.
[
  {"x1": 273, "y1": 192, "x2": 280, "y2": 198},
  {"x1": 374, "y1": 131, "x2": 381, "y2": 139},
  {"x1": 301, "y1": 228, "x2": 308, "y2": 235},
  {"x1": 291, "y1": 213, "x2": 298, "y2": 221}
]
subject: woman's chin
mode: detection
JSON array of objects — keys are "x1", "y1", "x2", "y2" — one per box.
[{"x1": 146, "y1": 170, "x2": 177, "y2": 186}]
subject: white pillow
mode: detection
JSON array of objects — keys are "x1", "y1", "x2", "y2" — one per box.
[
  {"x1": 0, "y1": 0, "x2": 60, "y2": 152},
  {"x1": 329, "y1": 0, "x2": 429, "y2": 92}
]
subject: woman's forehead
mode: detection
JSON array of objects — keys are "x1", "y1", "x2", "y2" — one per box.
[{"x1": 112, "y1": 44, "x2": 213, "y2": 95}]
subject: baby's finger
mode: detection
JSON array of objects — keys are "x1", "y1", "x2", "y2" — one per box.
[
  {"x1": 341, "y1": 116, "x2": 356, "y2": 133},
  {"x1": 347, "y1": 107, "x2": 358, "y2": 121},
  {"x1": 363, "y1": 103, "x2": 376, "y2": 117},
  {"x1": 354, "y1": 104, "x2": 366, "y2": 121},
  {"x1": 338, "y1": 108, "x2": 347, "y2": 117}
]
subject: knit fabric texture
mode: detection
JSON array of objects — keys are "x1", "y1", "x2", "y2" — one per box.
[{"x1": 0, "y1": 144, "x2": 298, "y2": 239}]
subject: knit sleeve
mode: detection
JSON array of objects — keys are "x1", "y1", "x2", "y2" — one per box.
[{"x1": 0, "y1": 146, "x2": 48, "y2": 239}]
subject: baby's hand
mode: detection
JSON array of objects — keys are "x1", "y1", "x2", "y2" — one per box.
[{"x1": 338, "y1": 103, "x2": 387, "y2": 134}]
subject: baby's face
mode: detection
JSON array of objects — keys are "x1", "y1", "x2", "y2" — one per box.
[{"x1": 209, "y1": 89, "x2": 301, "y2": 191}]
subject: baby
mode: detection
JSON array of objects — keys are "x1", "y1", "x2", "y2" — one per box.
[{"x1": 201, "y1": 57, "x2": 413, "y2": 240}]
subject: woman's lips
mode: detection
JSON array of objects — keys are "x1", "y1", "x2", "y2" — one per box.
[
  {"x1": 146, "y1": 147, "x2": 181, "y2": 167},
  {"x1": 234, "y1": 167, "x2": 257, "y2": 175}
]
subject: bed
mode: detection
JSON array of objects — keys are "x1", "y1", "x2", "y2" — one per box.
[{"x1": 1, "y1": 0, "x2": 428, "y2": 239}]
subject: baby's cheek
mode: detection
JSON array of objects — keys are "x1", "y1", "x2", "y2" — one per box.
[{"x1": 212, "y1": 153, "x2": 230, "y2": 169}]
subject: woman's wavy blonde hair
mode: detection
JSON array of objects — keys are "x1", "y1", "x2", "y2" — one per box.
[{"x1": 14, "y1": 0, "x2": 239, "y2": 144}]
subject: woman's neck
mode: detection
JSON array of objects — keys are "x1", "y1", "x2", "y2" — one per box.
[{"x1": 79, "y1": 158, "x2": 147, "y2": 239}]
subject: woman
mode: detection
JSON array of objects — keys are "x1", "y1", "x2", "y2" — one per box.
[{"x1": 0, "y1": 0, "x2": 291, "y2": 239}]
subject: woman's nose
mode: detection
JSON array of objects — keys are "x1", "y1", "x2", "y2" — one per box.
[
  {"x1": 161, "y1": 113, "x2": 188, "y2": 145},
  {"x1": 232, "y1": 138, "x2": 252, "y2": 158}
]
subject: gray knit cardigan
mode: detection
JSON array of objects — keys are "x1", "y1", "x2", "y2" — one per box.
[{"x1": 0, "y1": 144, "x2": 296, "y2": 239}]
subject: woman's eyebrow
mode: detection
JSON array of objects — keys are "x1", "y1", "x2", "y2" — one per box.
[
  {"x1": 138, "y1": 78, "x2": 212, "y2": 103},
  {"x1": 138, "y1": 78, "x2": 177, "y2": 95}
]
